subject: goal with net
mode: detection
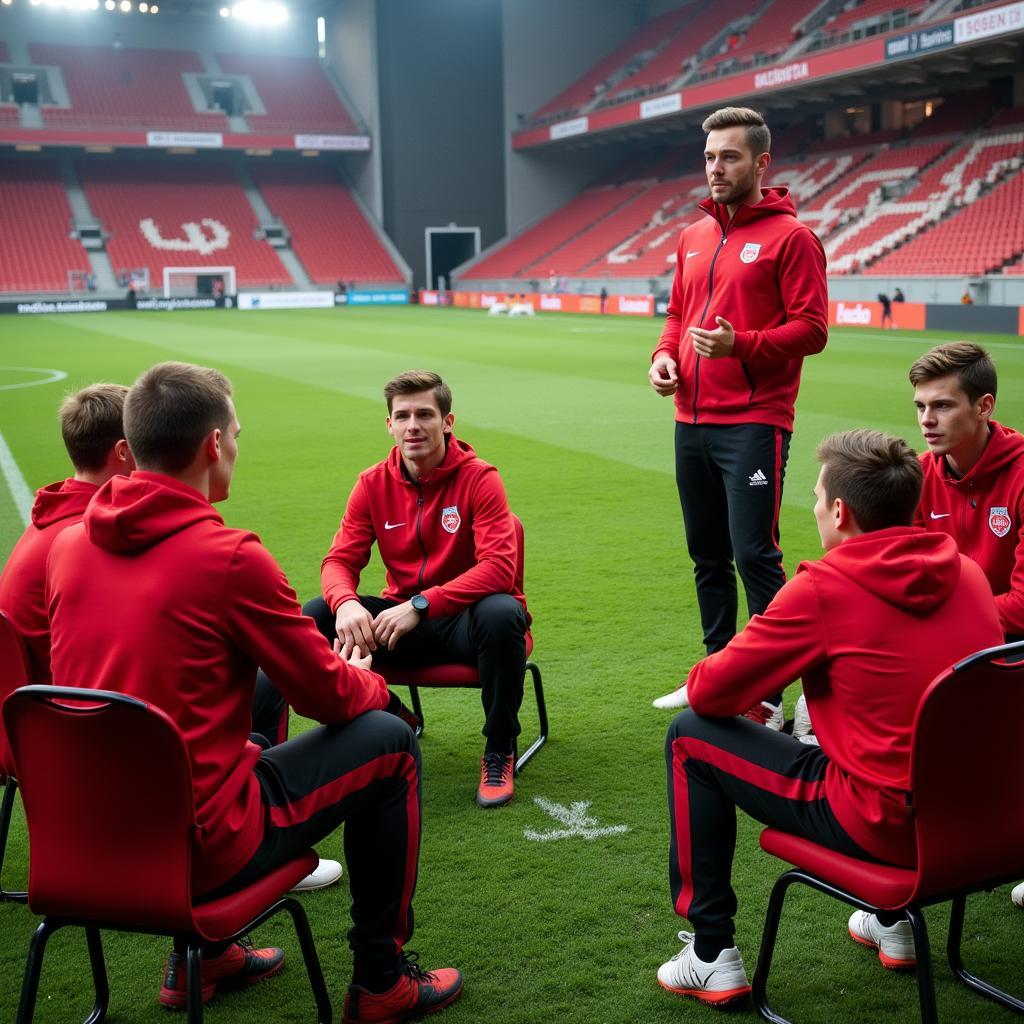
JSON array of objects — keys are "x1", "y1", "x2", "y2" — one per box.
[{"x1": 163, "y1": 266, "x2": 237, "y2": 298}]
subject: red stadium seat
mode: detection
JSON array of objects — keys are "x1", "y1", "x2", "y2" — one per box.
[
  {"x1": 752, "y1": 641, "x2": 1024, "y2": 1024},
  {"x1": 5, "y1": 685, "x2": 332, "y2": 1024},
  {"x1": 0, "y1": 611, "x2": 30, "y2": 904}
]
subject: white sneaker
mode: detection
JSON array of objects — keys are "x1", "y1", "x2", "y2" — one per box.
[
  {"x1": 657, "y1": 930, "x2": 751, "y2": 1005},
  {"x1": 793, "y1": 693, "x2": 819, "y2": 745},
  {"x1": 743, "y1": 700, "x2": 784, "y2": 730},
  {"x1": 291, "y1": 858, "x2": 343, "y2": 893},
  {"x1": 848, "y1": 911, "x2": 916, "y2": 969},
  {"x1": 653, "y1": 684, "x2": 690, "y2": 710},
  {"x1": 1012, "y1": 881, "x2": 1024, "y2": 908}
]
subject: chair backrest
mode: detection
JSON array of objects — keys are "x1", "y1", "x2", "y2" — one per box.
[
  {"x1": 0, "y1": 611, "x2": 31, "y2": 778},
  {"x1": 3, "y1": 685, "x2": 198, "y2": 929},
  {"x1": 909, "y1": 640, "x2": 1024, "y2": 899}
]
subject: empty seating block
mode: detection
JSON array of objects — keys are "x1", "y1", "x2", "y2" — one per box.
[
  {"x1": 30, "y1": 43, "x2": 227, "y2": 132},
  {"x1": 696, "y1": 0, "x2": 822, "y2": 76},
  {"x1": 216, "y1": 52, "x2": 358, "y2": 134},
  {"x1": 249, "y1": 162, "x2": 403, "y2": 284},
  {"x1": 819, "y1": 0, "x2": 926, "y2": 41},
  {"x1": 79, "y1": 159, "x2": 289, "y2": 288},
  {"x1": 0, "y1": 161, "x2": 91, "y2": 293}
]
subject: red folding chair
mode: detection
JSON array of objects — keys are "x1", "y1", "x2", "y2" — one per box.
[
  {"x1": 4, "y1": 685, "x2": 332, "y2": 1024},
  {"x1": 752, "y1": 640, "x2": 1024, "y2": 1024},
  {"x1": 379, "y1": 514, "x2": 548, "y2": 774},
  {"x1": 0, "y1": 609, "x2": 31, "y2": 903}
]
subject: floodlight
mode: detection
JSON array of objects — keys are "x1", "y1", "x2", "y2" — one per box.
[
  {"x1": 139, "y1": 2, "x2": 147, "y2": 10},
  {"x1": 231, "y1": 0, "x2": 288, "y2": 24},
  {"x1": 149, "y1": 3, "x2": 157, "y2": 10},
  {"x1": 105, "y1": 0, "x2": 115, "y2": 8},
  {"x1": 1, "y1": 0, "x2": 13, "y2": 7},
  {"x1": 219, "y1": 5, "x2": 229, "y2": 13},
  {"x1": 119, "y1": 0, "x2": 130, "y2": 9}
]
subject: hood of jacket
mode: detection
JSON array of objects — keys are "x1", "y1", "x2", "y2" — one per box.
[
  {"x1": 924, "y1": 420, "x2": 1024, "y2": 489},
  {"x1": 699, "y1": 185, "x2": 798, "y2": 231},
  {"x1": 30, "y1": 478, "x2": 98, "y2": 529},
  {"x1": 84, "y1": 471, "x2": 221, "y2": 553},
  {"x1": 805, "y1": 526, "x2": 962, "y2": 615},
  {"x1": 384, "y1": 436, "x2": 478, "y2": 486}
]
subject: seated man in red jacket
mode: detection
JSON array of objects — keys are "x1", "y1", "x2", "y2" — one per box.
[
  {"x1": 46, "y1": 362, "x2": 462, "y2": 1023},
  {"x1": 658, "y1": 429, "x2": 1002, "y2": 1006},
  {"x1": 0, "y1": 383, "x2": 133, "y2": 683},
  {"x1": 305, "y1": 370, "x2": 529, "y2": 808}
]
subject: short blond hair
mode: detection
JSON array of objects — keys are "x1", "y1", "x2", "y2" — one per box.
[
  {"x1": 702, "y1": 106, "x2": 771, "y2": 156},
  {"x1": 59, "y1": 383, "x2": 128, "y2": 471}
]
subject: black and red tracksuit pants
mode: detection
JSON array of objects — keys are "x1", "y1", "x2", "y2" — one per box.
[
  {"x1": 204, "y1": 710, "x2": 421, "y2": 976},
  {"x1": 666, "y1": 710, "x2": 873, "y2": 941},
  {"x1": 674, "y1": 422, "x2": 789, "y2": 656}
]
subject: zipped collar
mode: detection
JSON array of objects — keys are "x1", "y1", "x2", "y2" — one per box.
[{"x1": 698, "y1": 185, "x2": 798, "y2": 232}]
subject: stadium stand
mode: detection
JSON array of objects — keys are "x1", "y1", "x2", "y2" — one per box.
[
  {"x1": 215, "y1": 52, "x2": 359, "y2": 134},
  {"x1": 29, "y1": 43, "x2": 228, "y2": 132},
  {"x1": 528, "y1": 6, "x2": 694, "y2": 123},
  {"x1": 696, "y1": 0, "x2": 822, "y2": 77},
  {"x1": 78, "y1": 158, "x2": 290, "y2": 288},
  {"x1": 462, "y1": 184, "x2": 647, "y2": 280},
  {"x1": 0, "y1": 160, "x2": 91, "y2": 293},
  {"x1": 608, "y1": 0, "x2": 755, "y2": 99},
  {"x1": 248, "y1": 162, "x2": 403, "y2": 284},
  {"x1": 814, "y1": 0, "x2": 927, "y2": 45}
]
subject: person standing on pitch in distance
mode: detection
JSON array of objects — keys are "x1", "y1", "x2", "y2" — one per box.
[{"x1": 649, "y1": 106, "x2": 828, "y2": 727}]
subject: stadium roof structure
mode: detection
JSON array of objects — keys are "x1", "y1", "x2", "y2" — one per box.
[{"x1": 512, "y1": 0, "x2": 1024, "y2": 152}]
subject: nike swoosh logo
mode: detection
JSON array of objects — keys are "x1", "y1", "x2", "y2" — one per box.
[
  {"x1": 384, "y1": 521, "x2": 406, "y2": 530},
  {"x1": 686, "y1": 250, "x2": 701, "y2": 259},
  {"x1": 930, "y1": 512, "x2": 950, "y2": 519}
]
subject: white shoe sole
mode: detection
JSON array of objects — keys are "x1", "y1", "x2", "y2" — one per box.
[{"x1": 291, "y1": 858, "x2": 343, "y2": 892}]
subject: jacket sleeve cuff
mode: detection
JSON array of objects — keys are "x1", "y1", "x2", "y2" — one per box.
[
  {"x1": 329, "y1": 591, "x2": 360, "y2": 614},
  {"x1": 421, "y1": 585, "x2": 446, "y2": 619},
  {"x1": 731, "y1": 330, "x2": 754, "y2": 359}
]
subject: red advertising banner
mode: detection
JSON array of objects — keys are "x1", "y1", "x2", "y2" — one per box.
[
  {"x1": 425, "y1": 291, "x2": 654, "y2": 316},
  {"x1": 828, "y1": 300, "x2": 926, "y2": 330}
]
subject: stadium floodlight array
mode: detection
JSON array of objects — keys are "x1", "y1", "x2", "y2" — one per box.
[
  {"x1": 219, "y1": 0, "x2": 287, "y2": 23},
  {"x1": 163, "y1": 266, "x2": 237, "y2": 298}
]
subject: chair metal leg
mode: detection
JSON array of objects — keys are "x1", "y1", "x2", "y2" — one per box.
[
  {"x1": 947, "y1": 892, "x2": 1024, "y2": 1013},
  {"x1": 0, "y1": 776, "x2": 28, "y2": 903},
  {"x1": 904, "y1": 906, "x2": 939, "y2": 1024},
  {"x1": 16, "y1": 917, "x2": 62, "y2": 1024},
  {"x1": 515, "y1": 661, "x2": 548, "y2": 774},
  {"x1": 409, "y1": 686, "x2": 424, "y2": 738},
  {"x1": 281, "y1": 896, "x2": 333, "y2": 1024},
  {"x1": 752, "y1": 870, "x2": 800, "y2": 1024},
  {"x1": 186, "y1": 943, "x2": 204, "y2": 1024},
  {"x1": 83, "y1": 927, "x2": 109, "y2": 1024}
]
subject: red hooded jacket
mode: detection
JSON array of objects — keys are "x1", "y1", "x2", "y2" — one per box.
[
  {"x1": 46, "y1": 471, "x2": 389, "y2": 894},
  {"x1": 914, "y1": 421, "x2": 1024, "y2": 637},
  {"x1": 652, "y1": 187, "x2": 828, "y2": 431},
  {"x1": 686, "y1": 528, "x2": 1002, "y2": 865},
  {"x1": 322, "y1": 438, "x2": 528, "y2": 621},
  {"x1": 0, "y1": 478, "x2": 97, "y2": 683}
]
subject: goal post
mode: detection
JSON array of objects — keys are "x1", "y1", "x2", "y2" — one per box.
[{"x1": 163, "y1": 266, "x2": 237, "y2": 298}]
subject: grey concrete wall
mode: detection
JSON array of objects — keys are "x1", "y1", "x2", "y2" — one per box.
[
  {"x1": 376, "y1": 0, "x2": 506, "y2": 288},
  {"x1": 501, "y1": 0, "x2": 643, "y2": 236}
]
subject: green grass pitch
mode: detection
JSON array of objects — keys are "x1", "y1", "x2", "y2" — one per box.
[{"x1": 0, "y1": 307, "x2": 1022, "y2": 1023}]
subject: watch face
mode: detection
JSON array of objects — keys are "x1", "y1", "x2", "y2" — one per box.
[{"x1": 412, "y1": 595, "x2": 428, "y2": 613}]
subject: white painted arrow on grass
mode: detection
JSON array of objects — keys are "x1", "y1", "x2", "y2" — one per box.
[{"x1": 523, "y1": 796, "x2": 629, "y2": 842}]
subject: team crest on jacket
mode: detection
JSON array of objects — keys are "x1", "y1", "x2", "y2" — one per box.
[
  {"x1": 740, "y1": 242, "x2": 761, "y2": 264},
  {"x1": 441, "y1": 505, "x2": 461, "y2": 534},
  {"x1": 988, "y1": 506, "x2": 1011, "y2": 538}
]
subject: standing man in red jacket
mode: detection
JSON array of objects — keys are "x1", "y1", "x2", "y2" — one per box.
[
  {"x1": 909, "y1": 342, "x2": 1024, "y2": 642},
  {"x1": 649, "y1": 107, "x2": 828, "y2": 726},
  {"x1": 0, "y1": 383, "x2": 134, "y2": 683},
  {"x1": 46, "y1": 363, "x2": 462, "y2": 1023},
  {"x1": 305, "y1": 370, "x2": 529, "y2": 809},
  {"x1": 657, "y1": 430, "x2": 1002, "y2": 1006}
]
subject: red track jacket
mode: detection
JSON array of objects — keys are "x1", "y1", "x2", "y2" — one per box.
[
  {"x1": 321, "y1": 438, "x2": 528, "y2": 621},
  {"x1": 915, "y1": 421, "x2": 1024, "y2": 637},
  {"x1": 652, "y1": 187, "x2": 828, "y2": 431},
  {"x1": 686, "y1": 527, "x2": 1002, "y2": 865},
  {"x1": 46, "y1": 472, "x2": 389, "y2": 894},
  {"x1": 0, "y1": 479, "x2": 97, "y2": 684}
]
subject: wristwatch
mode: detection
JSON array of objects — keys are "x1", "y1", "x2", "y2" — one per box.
[{"x1": 411, "y1": 594, "x2": 429, "y2": 618}]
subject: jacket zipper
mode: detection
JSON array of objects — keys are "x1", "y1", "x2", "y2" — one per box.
[
  {"x1": 415, "y1": 490, "x2": 427, "y2": 587},
  {"x1": 692, "y1": 217, "x2": 731, "y2": 424}
]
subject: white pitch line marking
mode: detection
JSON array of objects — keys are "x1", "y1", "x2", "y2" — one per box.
[
  {"x1": 523, "y1": 796, "x2": 630, "y2": 842},
  {"x1": 0, "y1": 366, "x2": 69, "y2": 392},
  {"x1": 0, "y1": 428, "x2": 33, "y2": 527}
]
